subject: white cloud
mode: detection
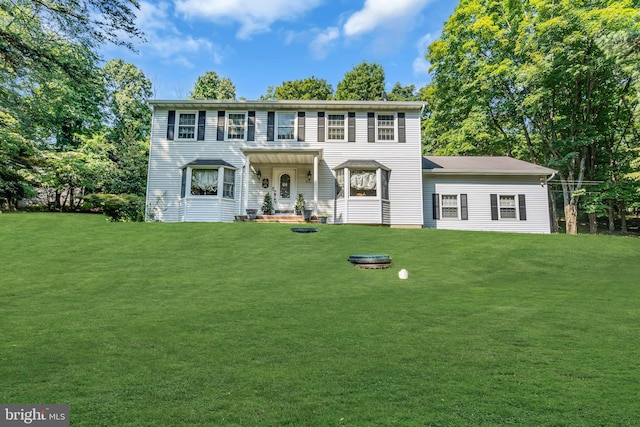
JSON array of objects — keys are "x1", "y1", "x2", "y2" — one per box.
[
  {"x1": 412, "y1": 32, "x2": 434, "y2": 76},
  {"x1": 174, "y1": 0, "x2": 324, "y2": 40},
  {"x1": 133, "y1": 1, "x2": 225, "y2": 64},
  {"x1": 343, "y1": 0, "x2": 433, "y2": 37},
  {"x1": 309, "y1": 27, "x2": 340, "y2": 60}
]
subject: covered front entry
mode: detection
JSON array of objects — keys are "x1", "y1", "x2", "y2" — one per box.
[
  {"x1": 242, "y1": 148, "x2": 323, "y2": 216},
  {"x1": 273, "y1": 168, "x2": 297, "y2": 212}
]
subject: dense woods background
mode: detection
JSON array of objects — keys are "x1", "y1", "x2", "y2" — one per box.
[{"x1": 1, "y1": 0, "x2": 638, "y2": 233}]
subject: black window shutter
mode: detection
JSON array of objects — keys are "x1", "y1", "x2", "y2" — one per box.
[
  {"x1": 247, "y1": 111, "x2": 256, "y2": 141},
  {"x1": 518, "y1": 194, "x2": 527, "y2": 221},
  {"x1": 318, "y1": 112, "x2": 325, "y2": 142},
  {"x1": 180, "y1": 169, "x2": 186, "y2": 198},
  {"x1": 216, "y1": 111, "x2": 225, "y2": 141},
  {"x1": 367, "y1": 112, "x2": 375, "y2": 143},
  {"x1": 490, "y1": 194, "x2": 499, "y2": 220},
  {"x1": 398, "y1": 112, "x2": 406, "y2": 143},
  {"x1": 297, "y1": 112, "x2": 305, "y2": 141},
  {"x1": 461, "y1": 194, "x2": 468, "y2": 220},
  {"x1": 167, "y1": 110, "x2": 175, "y2": 140},
  {"x1": 348, "y1": 112, "x2": 356, "y2": 142},
  {"x1": 197, "y1": 110, "x2": 206, "y2": 141},
  {"x1": 432, "y1": 193, "x2": 440, "y2": 220},
  {"x1": 267, "y1": 111, "x2": 275, "y2": 141}
]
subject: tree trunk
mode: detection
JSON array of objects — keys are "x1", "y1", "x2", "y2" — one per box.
[
  {"x1": 550, "y1": 189, "x2": 559, "y2": 233},
  {"x1": 619, "y1": 201, "x2": 627, "y2": 233},
  {"x1": 588, "y1": 212, "x2": 597, "y2": 234},
  {"x1": 565, "y1": 200, "x2": 578, "y2": 234},
  {"x1": 608, "y1": 205, "x2": 615, "y2": 233}
]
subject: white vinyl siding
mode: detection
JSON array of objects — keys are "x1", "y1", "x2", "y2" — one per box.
[
  {"x1": 147, "y1": 107, "x2": 424, "y2": 226},
  {"x1": 423, "y1": 175, "x2": 551, "y2": 233}
]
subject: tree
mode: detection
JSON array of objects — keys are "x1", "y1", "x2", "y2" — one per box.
[
  {"x1": 189, "y1": 71, "x2": 236, "y2": 100},
  {"x1": 335, "y1": 61, "x2": 386, "y2": 101},
  {"x1": 387, "y1": 82, "x2": 419, "y2": 101},
  {"x1": 425, "y1": 0, "x2": 640, "y2": 234},
  {"x1": 1, "y1": 0, "x2": 142, "y2": 84},
  {"x1": 269, "y1": 76, "x2": 333, "y2": 100}
]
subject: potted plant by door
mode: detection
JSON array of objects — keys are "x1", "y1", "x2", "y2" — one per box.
[
  {"x1": 245, "y1": 208, "x2": 258, "y2": 220},
  {"x1": 261, "y1": 192, "x2": 274, "y2": 215},
  {"x1": 294, "y1": 194, "x2": 306, "y2": 215},
  {"x1": 318, "y1": 214, "x2": 328, "y2": 224}
]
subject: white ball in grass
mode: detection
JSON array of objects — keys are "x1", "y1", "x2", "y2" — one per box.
[{"x1": 398, "y1": 269, "x2": 408, "y2": 280}]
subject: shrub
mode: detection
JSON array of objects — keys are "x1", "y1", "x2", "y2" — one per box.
[{"x1": 84, "y1": 193, "x2": 145, "y2": 222}]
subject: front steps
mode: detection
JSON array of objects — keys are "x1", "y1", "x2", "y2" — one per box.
[{"x1": 235, "y1": 214, "x2": 316, "y2": 224}]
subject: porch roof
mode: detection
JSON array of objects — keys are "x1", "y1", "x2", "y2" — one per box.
[
  {"x1": 242, "y1": 149, "x2": 322, "y2": 165},
  {"x1": 333, "y1": 160, "x2": 391, "y2": 171},
  {"x1": 182, "y1": 159, "x2": 237, "y2": 169}
]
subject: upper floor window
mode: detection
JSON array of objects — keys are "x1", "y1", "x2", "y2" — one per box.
[
  {"x1": 377, "y1": 114, "x2": 394, "y2": 141},
  {"x1": 227, "y1": 113, "x2": 246, "y2": 140},
  {"x1": 178, "y1": 112, "x2": 196, "y2": 139},
  {"x1": 277, "y1": 113, "x2": 296, "y2": 140},
  {"x1": 327, "y1": 114, "x2": 345, "y2": 141}
]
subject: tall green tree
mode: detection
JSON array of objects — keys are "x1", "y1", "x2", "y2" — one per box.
[
  {"x1": 267, "y1": 76, "x2": 333, "y2": 100},
  {"x1": 335, "y1": 61, "x2": 386, "y2": 101},
  {"x1": 101, "y1": 59, "x2": 152, "y2": 196},
  {"x1": 189, "y1": 71, "x2": 236, "y2": 100},
  {"x1": 425, "y1": 0, "x2": 640, "y2": 234}
]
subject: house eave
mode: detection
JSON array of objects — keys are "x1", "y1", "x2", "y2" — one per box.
[
  {"x1": 422, "y1": 169, "x2": 556, "y2": 176},
  {"x1": 149, "y1": 99, "x2": 425, "y2": 112}
]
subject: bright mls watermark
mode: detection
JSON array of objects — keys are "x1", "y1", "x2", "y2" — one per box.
[{"x1": 1, "y1": 405, "x2": 68, "y2": 426}]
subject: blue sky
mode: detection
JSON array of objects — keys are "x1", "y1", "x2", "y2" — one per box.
[{"x1": 103, "y1": 0, "x2": 457, "y2": 100}]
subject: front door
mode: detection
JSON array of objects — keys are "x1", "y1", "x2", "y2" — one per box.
[{"x1": 273, "y1": 168, "x2": 297, "y2": 212}]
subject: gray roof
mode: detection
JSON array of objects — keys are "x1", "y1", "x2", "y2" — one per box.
[
  {"x1": 422, "y1": 156, "x2": 556, "y2": 175},
  {"x1": 149, "y1": 99, "x2": 424, "y2": 113},
  {"x1": 333, "y1": 160, "x2": 391, "y2": 171}
]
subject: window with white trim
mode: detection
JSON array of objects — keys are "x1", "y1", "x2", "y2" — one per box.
[
  {"x1": 499, "y1": 195, "x2": 517, "y2": 219},
  {"x1": 178, "y1": 112, "x2": 196, "y2": 139},
  {"x1": 277, "y1": 113, "x2": 296, "y2": 140},
  {"x1": 190, "y1": 169, "x2": 218, "y2": 195},
  {"x1": 227, "y1": 113, "x2": 246, "y2": 140},
  {"x1": 441, "y1": 195, "x2": 458, "y2": 219},
  {"x1": 327, "y1": 114, "x2": 345, "y2": 141},
  {"x1": 223, "y1": 169, "x2": 235, "y2": 199},
  {"x1": 377, "y1": 114, "x2": 395, "y2": 141}
]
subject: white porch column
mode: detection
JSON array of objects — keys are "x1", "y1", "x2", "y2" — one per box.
[
  {"x1": 243, "y1": 158, "x2": 250, "y2": 214},
  {"x1": 313, "y1": 155, "x2": 319, "y2": 215}
]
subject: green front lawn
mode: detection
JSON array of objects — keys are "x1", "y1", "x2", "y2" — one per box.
[{"x1": 1, "y1": 213, "x2": 639, "y2": 426}]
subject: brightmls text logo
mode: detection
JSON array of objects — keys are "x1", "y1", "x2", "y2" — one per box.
[{"x1": 1, "y1": 405, "x2": 68, "y2": 427}]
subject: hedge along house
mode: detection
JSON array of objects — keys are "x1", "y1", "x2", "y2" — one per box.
[
  {"x1": 145, "y1": 100, "x2": 425, "y2": 227},
  {"x1": 145, "y1": 100, "x2": 557, "y2": 232}
]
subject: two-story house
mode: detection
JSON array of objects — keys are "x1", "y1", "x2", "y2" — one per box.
[{"x1": 145, "y1": 100, "x2": 556, "y2": 233}]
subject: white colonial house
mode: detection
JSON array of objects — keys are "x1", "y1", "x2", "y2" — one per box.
[{"x1": 145, "y1": 100, "x2": 556, "y2": 233}]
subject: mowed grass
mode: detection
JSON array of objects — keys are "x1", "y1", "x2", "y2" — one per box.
[{"x1": 1, "y1": 213, "x2": 639, "y2": 426}]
